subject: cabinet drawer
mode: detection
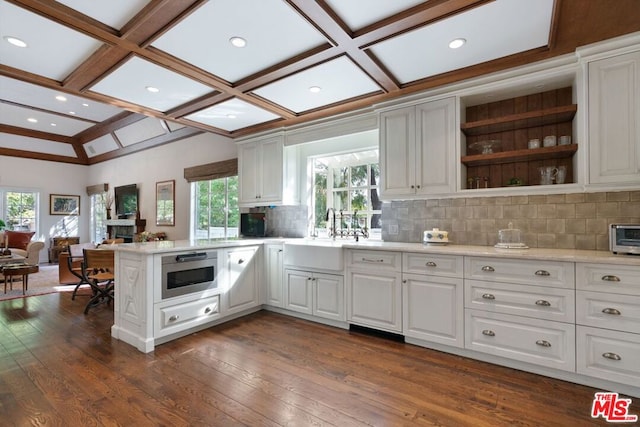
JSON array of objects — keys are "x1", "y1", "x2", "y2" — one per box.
[
  {"x1": 465, "y1": 309, "x2": 575, "y2": 372},
  {"x1": 576, "y1": 291, "x2": 640, "y2": 334},
  {"x1": 346, "y1": 250, "x2": 401, "y2": 271},
  {"x1": 465, "y1": 257, "x2": 574, "y2": 289},
  {"x1": 465, "y1": 280, "x2": 575, "y2": 323},
  {"x1": 577, "y1": 326, "x2": 640, "y2": 388},
  {"x1": 576, "y1": 263, "x2": 640, "y2": 296},
  {"x1": 155, "y1": 295, "x2": 220, "y2": 336},
  {"x1": 403, "y1": 252, "x2": 463, "y2": 278}
]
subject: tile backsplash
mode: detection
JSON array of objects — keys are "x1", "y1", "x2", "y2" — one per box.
[
  {"x1": 381, "y1": 191, "x2": 640, "y2": 250},
  {"x1": 250, "y1": 205, "x2": 308, "y2": 238}
]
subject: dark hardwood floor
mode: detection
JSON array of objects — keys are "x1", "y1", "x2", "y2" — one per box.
[{"x1": 1, "y1": 292, "x2": 638, "y2": 426}]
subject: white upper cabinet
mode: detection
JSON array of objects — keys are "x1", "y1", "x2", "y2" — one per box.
[
  {"x1": 587, "y1": 49, "x2": 640, "y2": 186},
  {"x1": 238, "y1": 133, "x2": 298, "y2": 207},
  {"x1": 379, "y1": 97, "x2": 456, "y2": 199}
]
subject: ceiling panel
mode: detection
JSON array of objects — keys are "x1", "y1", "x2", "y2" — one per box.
[
  {"x1": 151, "y1": 0, "x2": 328, "y2": 83},
  {"x1": 324, "y1": 0, "x2": 427, "y2": 31},
  {"x1": 0, "y1": 0, "x2": 104, "y2": 81},
  {"x1": 0, "y1": 132, "x2": 76, "y2": 157},
  {"x1": 252, "y1": 56, "x2": 382, "y2": 113},
  {"x1": 89, "y1": 56, "x2": 215, "y2": 113},
  {"x1": 0, "y1": 76, "x2": 123, "y2": 122},
  {"x1": 0, "y1": 103, "x2": 95, "y2": 136},
  {"x1": 368, "y1": 0, "x2": 555, "y2": 84},
  {"x1": 84, "y1": 134, "x2": 119, "y2": 158},
  {"x1": 185, "y1": 98, "x2": 282, "y2": 132},
  {"x1": 55, "y1": 0, "x2": 151, "y2": 30},
  {"x1": 114, "y1": 117, "x2": 167, "y2": 147}
]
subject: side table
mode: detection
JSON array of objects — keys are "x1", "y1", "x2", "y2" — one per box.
[{"x1": 2, "y1": 264, "x2": 39, "y2": 295}]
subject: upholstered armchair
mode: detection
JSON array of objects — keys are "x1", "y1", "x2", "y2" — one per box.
[
  {"x1": 0, "y1": 230, "x2": 45, "y2": 265},
  {"x1": 10, "y1": 240, "x2": 45, "y2": 265}
]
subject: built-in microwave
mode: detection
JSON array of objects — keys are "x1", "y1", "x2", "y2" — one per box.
[
  {"x1": 240, "y1": 213, "x2": 266, "y2": 237},
  {"x1": 610, "y1": 224, "x2": 640, "y2": 255}
]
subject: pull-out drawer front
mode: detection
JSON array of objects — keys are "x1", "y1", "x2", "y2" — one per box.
[
  {"x1": 465, "y1": 280, "x2": 575, "y2": 323},
  {"x1": 403, "y1": 252, "x2": 463, "y2": 278},
  {"x1": 155, "y1": 295, "x2": 220, "y2": 336},
  {"x1": 576, "y1": 263, "x2": 640, "y2": 296},
  {"x1": 576, "y1": 291, "x2": 640, "y2": 334},
  {"x1": 465, "y1": 257, "x2": 574, "y2": 289},
  {"x1": 577, "y1": 326, "x2": 640, "y2": 387},
  {"x1": 346, "y1": 250, "x2": 401, "y2": 271},
  {"x1": 465, "y1": 309, "x2": 575, "y2": 372}
]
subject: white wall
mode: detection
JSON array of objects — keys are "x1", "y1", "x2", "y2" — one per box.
[
  {"x1": 0, "y1": 131, "x2": 236, "y2": 263},
  {"x1": 89, "y1": 132, "x2": 236, "y2": 242}
]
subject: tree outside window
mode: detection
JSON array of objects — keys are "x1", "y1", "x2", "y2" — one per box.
[
  {"x1": 193, "y1": 176, "x2": 239, "y2": 239},
  {"x1": 91, "y1": 193, "x2": 108, "y2": 242},
  {"x1": 3, "y1": 191, "x2": 37, "y2": 232}
]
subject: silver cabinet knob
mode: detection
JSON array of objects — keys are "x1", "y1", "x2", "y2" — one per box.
[
  {"x1": 237, "y1": 259, "x2": 244, "y2": 264},
  {"x1": 204, "y1": 307, "x2": 212, "y2": 314},
  {"x1": 169, "y1": 315, "x2": 179, "y2": 322}
]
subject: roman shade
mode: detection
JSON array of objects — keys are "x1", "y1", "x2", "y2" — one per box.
[
  {"x1": 86, "y1": 183, "x2": 108, "y2": 196},
  {"x1": 183, "y1": 158, "x2": 238, "y2": 183}
]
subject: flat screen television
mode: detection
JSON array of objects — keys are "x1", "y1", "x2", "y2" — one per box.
[{"x1": 114, "y1": 184, "x2": 138, "y2": 218}]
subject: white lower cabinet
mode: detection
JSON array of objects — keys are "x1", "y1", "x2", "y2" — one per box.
[
  {"x1": 154, "y1": 294, "x2": 220, "y2": 338},
  {"x1": 347, "y1": 250, "x2": 402, "y2": 333},
  {"x1": 575, "y1": 262, "x2": 640, "y2": 388},
  {"x1": 265, "y1": 244, "x2": 284, "y2": 307},
  {"x1": 285, "y1": 269, "x2": 344, "y2": 322},
  {"x1": 465, "y1": 309, "x2": 576, "y2": 372},
  {"x1": 222, "y1": 246, "x2": 260, "y2": 315}
]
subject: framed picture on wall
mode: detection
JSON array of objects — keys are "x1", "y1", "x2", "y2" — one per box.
[
  {"x1": 156, "y1": 180, "x2": 175, "y2": 226},
  {"x1": 50, "y1": 194, "x2": 80, "y2": 215}
]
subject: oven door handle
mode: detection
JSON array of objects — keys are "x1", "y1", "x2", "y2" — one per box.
[{"x1": 175, "y1": 252, "x2": 208, "y2": 262}]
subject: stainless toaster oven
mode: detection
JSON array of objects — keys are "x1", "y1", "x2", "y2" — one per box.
[{"x1": 610, "y1": 224, "x2": 640, "y2": 255}]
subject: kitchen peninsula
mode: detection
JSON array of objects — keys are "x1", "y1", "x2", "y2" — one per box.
[{"x1": 110, "y1": 239, "x2": 640, "y2": 398}]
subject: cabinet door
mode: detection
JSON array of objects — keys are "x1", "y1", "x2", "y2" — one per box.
[
  {"x1": 225, "y1": 247, "x2": 259, "y2": 314},
  {"x1": 379, "y1": 105, "x2": 416, "y2": 197},
  {"x1": 403, "y1": 274, "x2": 463, "y2": 348},
  {"x1": 415, "y1": 98, "x2": 456, "y2": 195},
  {"x1": 285, "y1": 269, "x2": 313, "y2": 315},
  {"x1": 347, "y1": 269, "x2": 402, "y2": 333},
  {"x1": 314, "y1": 273, "x2": 345, "y2": 321},
  {"x1": 258, "y1": 136, "x2": 284, "y2": 202},
  {"x1": 588, "y1": 50, "x2": 640, "y2": 185},
  {"x1": 265, "y1": 244, "x2": 284, "y2": 307},
  {"x1": 238, "y1": 142, "x2": 260, "y2": 204}
]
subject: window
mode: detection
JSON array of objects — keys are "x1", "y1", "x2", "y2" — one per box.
[
  {"x1": 192, "y1": 176, "x2": 239, "y2": 239},
  {"x1": 1, "y1": 189, "x2": 39, "y2": 232},
  {"x1": 312, "y1": 150, "x2": 381, "y2": 238},
  {"x1": 90, "y1": 193, "x2": 108, "y2": 243}
]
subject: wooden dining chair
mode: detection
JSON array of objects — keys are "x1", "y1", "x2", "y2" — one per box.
[
  {"x1": 82, "y1": 248, "x2": 115, "y2": 314},
  {"x1": 66, "y1": 242, "x2": 96, "y2": 300}
]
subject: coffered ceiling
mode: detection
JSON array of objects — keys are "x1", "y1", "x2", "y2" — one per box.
[{"x1": 1, "y1": 0, "x2": 639, "y2": 165}]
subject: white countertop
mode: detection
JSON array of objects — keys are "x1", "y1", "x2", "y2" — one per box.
[{"x1": 111, "y1": 238, "x2": 640, "y2": 265}]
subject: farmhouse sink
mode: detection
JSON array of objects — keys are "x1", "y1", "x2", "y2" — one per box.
[{"x1": 283, "y1": 239, "x2": 344, "y2": 271}]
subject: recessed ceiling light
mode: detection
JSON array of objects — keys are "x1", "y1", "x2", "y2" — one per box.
[
  {"x1": 448, "y1": 38, "x2": 466, "y2": 49},
  {"x1": 4, "y1": 36, "x2": 27, "y2": 48},
  {"x1": 146, "y1": 86, "x2": 160, "y2": 93},
  {"x1": 309, "y1": 86, "x2": 322, "y2": 93},
  {"x1": 82, "y1": 103, "x2": 89, "y2": 107},
  {"x1": 55, "y1": 95, "x2": 67, "y2": 102},
  {"x1": 27, "y1": 117, "x2": 38, "y2": 123},
  {"x1": 50, "y1": 123, "x2": 57, "y2": 127},
  {"x1": 226, "y1": 114, "x2": 237, "y2": 119},
  {"x1": 229, "y1": 36, "x2": 247, "y2": 48},
  {"x1": 69, "y1": 111, "x2": 76, "y2": 115}
]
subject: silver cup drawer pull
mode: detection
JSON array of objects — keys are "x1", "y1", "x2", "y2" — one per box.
[
  {"x1": 602, "y1": 352, "x2": 622, "y2": 361},
  {"x1": 535, "y1": 340, "x2": 552, "y2": 347},
  {"x1": 602, "y1": 307, "x2": 621, "y2": 315},
  {"x1": 425, "y1": 261, "x2": 437, "y2": 267},
  {"x1": 535, "y1": 300, "x2": 551, "y2": 307},
  {"x1": 482, "y1": 293, "x2": 496, "y2": 300},
  {"x1": 481, "y1": 266, "x2": 495, "y2": 272},
  {"x1": 204, "y1": 306, "x2": 213, "y2": 314},
  {"x1": 482, "y1": 330, "x2": 495, "y2": 337},
  {"x1": 169, "y1": 315, "x2": 179, "y2": 322},
  {"x1": 601, "y1": 275, "x2": 621, "y2": 282},
  {"x1": 534, "y1": 270, "x2": 550, "y2": 276}
]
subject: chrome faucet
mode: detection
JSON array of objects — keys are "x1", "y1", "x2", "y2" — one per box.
[{"x1": 325, "y1": 208, "x2": 336, "y2": 240}]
